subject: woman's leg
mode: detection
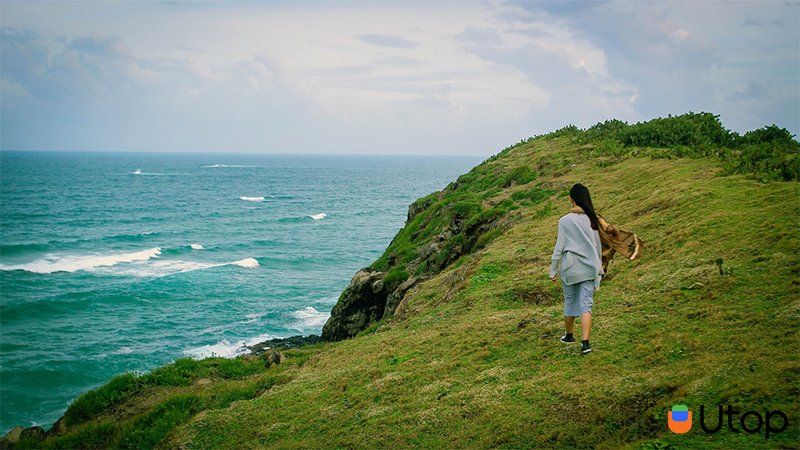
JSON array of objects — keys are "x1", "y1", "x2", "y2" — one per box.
[
  {"x1": 565, "y1": 316, "x2": 575, "y2": 333},
  {"x1": 563, "y1": 281, "x2": 579, "y2": 335},
  {"x1": 579, "y1": 280, "x2": 595, "y2": 342},
  {"x1": 580, "y1": 312, "x2": 592, "y2": 341}
]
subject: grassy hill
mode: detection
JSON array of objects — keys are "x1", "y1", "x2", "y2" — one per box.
[{"x1": 6, "y1": 113, "x2": 799, "y2": 449}]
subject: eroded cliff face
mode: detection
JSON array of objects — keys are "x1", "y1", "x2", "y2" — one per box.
[
  {"x1": 321, "y1": 269, "x2": 388, "y2": 341},
  {"x1": 321, "y1": 181, "x2": 518, "y2": 342},
  {"x1": 320, "y1": 267, "x2": 422, "y2": 341}
]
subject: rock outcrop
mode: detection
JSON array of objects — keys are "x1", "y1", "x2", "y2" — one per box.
[
  {"x1": 322, "y1": 269, "x2": 389, "y2": 341},
  {"x1": 322, "y1": 188, "x2": 513, "y2": 342},
  {"x1": 248, "y1": 334, "x2": 320, "y2": 355},
  {"x1": 321, "y1": 267, "x2": 422, "y2": 342}
]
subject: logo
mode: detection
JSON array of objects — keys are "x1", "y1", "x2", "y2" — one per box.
[
  {"x1": 699, "y1": 404, "x2": 789, "y2": 440},
  {"x1": 667, "y1": 403, "x2": 790, "y2": 440},
  {"x1": 668, "y1": 404, "x2": 692, "y2": 434}
]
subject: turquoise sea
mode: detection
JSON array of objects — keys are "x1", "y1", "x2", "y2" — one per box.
[{"x1": 0, "y1": 151, "x2": 481, "y2": 433}]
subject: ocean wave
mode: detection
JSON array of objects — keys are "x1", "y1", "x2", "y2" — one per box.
[
  {"x1": 111, "y1": 256, "x2": 259, "y2": 277},
  {"x1": 203, "y1": 164, "x2": 258, "y2": 168},
  {"x1": 308, "y1": 213, "x2": 327, "y2": 220},
  {"x1": 291, "y1": 306, "x2": 330, "y2": 328},
  {"x1": 98, "y1": 346, "x2": 135, "y2": 358},
  {"x1": 0, "y1": 247, "x2": 162, "y2": 274},
  {"x1": 110, "y1": 259, "x2": 216, "y2": 277},
  {"x1": 183, "y1": 333, "x2": 278, "y2": 359},
  {"x1": 0, "y1": 242, "x2": 52, "y2": 257},
  {"x1": 1, "y1": 233, "x2": 161, "y2": 258},
  {"x1": 0, "y1": 247, "x2": 259, "y2": 276},
  {"x1": 240, "y1": 196, "x2": 265, "y2": 202},
  {"x1": 190, "y1": 243, "x2": 204, "y2": 250},
  {"x1": 129, "y1": 169, "x2": 188, "y2": 176},
  {"x1": 239, "y1": 312, "x2": 266, "y2": 325},
  {"x1": 230, "y1": 258, "x2": 259, "y2": 268}
]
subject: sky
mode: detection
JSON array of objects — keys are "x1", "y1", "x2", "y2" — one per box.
[{"x1": 1, "y1": 0, "x2": 798, "y2": 155}]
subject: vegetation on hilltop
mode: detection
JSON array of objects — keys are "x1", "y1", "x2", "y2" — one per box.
[
  {"x1": 323, "y1": 112, "x2": 797, "y2": 342},
  {"x1": 5, "y1": 113, "x2": 798, "y2": 449}
]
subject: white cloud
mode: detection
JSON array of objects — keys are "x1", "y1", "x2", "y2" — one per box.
[{"x1": 0, "y1": 0, "x2": 797, "y2": 153}]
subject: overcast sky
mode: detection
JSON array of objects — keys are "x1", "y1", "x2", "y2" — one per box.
[{"x1": 1, "y1": 1, "x2": 798, "y2": 155}]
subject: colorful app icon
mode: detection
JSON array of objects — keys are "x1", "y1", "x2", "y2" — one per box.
[{"x1": 668, "y1": 404, "x2": 692, "y2": 434}]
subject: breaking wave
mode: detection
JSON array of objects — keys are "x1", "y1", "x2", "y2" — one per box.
[
  {"x1": 183, "y1": 333, "x2": 278, "y2": 359},
  {"x1": 0, "y1": 247, "x2": 162, "y2": 274},
  {"x1": 291, "y1": 306, "x2": 330, "y2": 328}
]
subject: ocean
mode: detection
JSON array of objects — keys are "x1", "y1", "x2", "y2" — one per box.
[{"x1": 0, "y1": 151, "x2": 481, "y2": 433}]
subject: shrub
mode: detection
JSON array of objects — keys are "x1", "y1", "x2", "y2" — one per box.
[
  {"x1": 502, "y1": 166, "x2": 536, "y2": 187},
  {"x1": 384, "y1": 268, "x2": 410, "y2": 287},
  {"x1": 64, "y1": 373, "x2": 143, "y2": 426}
]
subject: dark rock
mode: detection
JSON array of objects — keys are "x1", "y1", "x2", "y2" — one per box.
[
  {"x1": 322, "y1": 268, "x2": 388, "y2": 341},
  {"x1": 263, "y1": 350, "x2": 285, "y2": 368},
  {"x1": 248, "y1": 334, "x2": 321, "y2": 355},
  {"x1": 383, "y1": 276, "x2": 421, "y2": 321},
  {"x1": 1, "y1": 426, "x2": 23, "y2": 448},
  {"x1": 1, "y1": 426, "x2": 45, "y2": 449},
  {"x1": 20, "y1": 427, "x2": 45, "y2": 442},
  {"x1": 45, "y1": 416, "x2": 66, "y2": 437},
  {"x1": 407, "y1": 196, "x2": 435, "y2": 223}
]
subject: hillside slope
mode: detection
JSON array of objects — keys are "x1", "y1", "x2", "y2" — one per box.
[{"x1": 7, "y1": 114, "x2": 799, "y2": 449}]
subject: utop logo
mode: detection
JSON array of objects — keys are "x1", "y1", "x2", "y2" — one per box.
[{"x1": 668, "y1": 404, "x2": 692, "y2": 434}]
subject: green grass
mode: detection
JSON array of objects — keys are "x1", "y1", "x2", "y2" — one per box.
[{"x1": 29, "y1": 116, "x2": 800, "y2": 449}]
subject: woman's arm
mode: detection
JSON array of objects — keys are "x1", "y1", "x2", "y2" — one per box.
[
  {"x1": 594, "y1": 230, "x2": 604, "y2": 273},
  {"x1": 549, "y1": 219, "x2": 566, "y2": 280}
]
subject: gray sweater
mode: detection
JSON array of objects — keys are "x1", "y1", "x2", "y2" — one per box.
[{"x1": 549, "y1": 211, "x2": 604, "y2": 288}]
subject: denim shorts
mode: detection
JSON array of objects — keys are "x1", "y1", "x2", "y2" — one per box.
[{"x1": 563, "y1": 279, "x2": 595, "y2": 317}]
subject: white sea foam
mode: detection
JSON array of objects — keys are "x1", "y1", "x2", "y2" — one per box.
[
  {"x1": 111, "y1": 259, "x2": 217, "y2": 277},
  {"x1": 240, "y1": 312, "x2": 266, "y2": 324},
  {"x1": 0, "y1": 247, "x2": 162, "y2": 274},
  {"x1": 309, "y1": 213, "x2": 326, "y2": 220},
  {"x1": 113, "y1": 256, "x2": 259, "y2": 277},
  {"x1": 291, "y1": 306, "x2": 330, "y2": 328},
  {"x1": 132, "y1": 168, "x2": 142, "y2": 175},
  {"x1": 204, "y1": 164, "x2": 257, "y2": 168},
  {"x1": 240, "y1": 196, "x2": 265, "y2": 202},
  {"x1": 97, "y1": 346, "x2": 136, "y2": 359},
  {"x1": 189, "y1": 243, "x2": 204, "y2": 250},
  {"x1": 1, "y1": 247, "x2": 260, "y2": 276},
  {"x1": 231, "y1": 257, "x2": 259, "y2": 268},
  {"x1": 183, "y1": 333, "x2": 278, "y2": 359}
]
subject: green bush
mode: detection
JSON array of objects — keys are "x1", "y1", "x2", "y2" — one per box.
[
  {"x1": 510, "y1": 187, "x2": 554, "y2": 206},
  {"x1": 384, "y1": 267, "x2": 410, "y2": 287},
  {"x1": 64, "y1": 373, "x2": 142, "y2": 427},
  {"x1": 502, "y1": 166, "x2": 536, "y2": 187},
  {"x1": 526, "y1": 112, "x2": 799, "y2": 181}
]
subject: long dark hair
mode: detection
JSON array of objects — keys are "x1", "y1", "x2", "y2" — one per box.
[{"x1": 570, "y1": 183, "x2": 599, "y2": 230}]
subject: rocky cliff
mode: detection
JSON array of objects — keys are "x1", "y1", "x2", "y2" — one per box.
[{"x1": 322, "y1": 178, "x2": 521, "y2": 341}]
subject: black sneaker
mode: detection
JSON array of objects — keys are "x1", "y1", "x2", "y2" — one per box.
[
  {"x1": 581, "y1": 340, "x2": 592, "y2": 354},
  {"x1": 560, "y1": 334, "x2": 576, "y2": 344}
]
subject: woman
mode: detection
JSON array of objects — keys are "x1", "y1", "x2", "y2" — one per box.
[{"x1": 549, "y1": 183, "x2": 604, "y2": 354}]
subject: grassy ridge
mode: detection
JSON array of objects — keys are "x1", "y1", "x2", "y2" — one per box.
[{"x1": 14, "y1": 115, "x2": 799, "y2": 449}]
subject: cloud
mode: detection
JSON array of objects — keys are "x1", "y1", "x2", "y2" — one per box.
[
  {"x1": 0, "y1": 1, "x2": 797, "y2": 153},
  {"x1": 728, "y1": 81, "x2": 767, "y2": 101},
  {"x1": 357, "y1": 34, "x2": 418, "y2": 49},
  {"x1": 742, "y1": 15, "x2": 763, "y2": 26}
]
